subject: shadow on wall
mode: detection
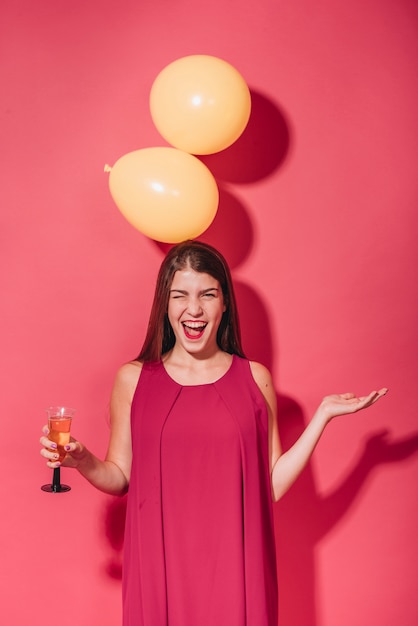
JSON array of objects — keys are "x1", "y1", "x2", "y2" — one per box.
[
  {"x1": 274, "y1": 396, "x2": 418, "y2": 626},
  {"x1": 199, "y1": 88, "x2": 291, "y2": 184},
  {"x1": 101, "y1": 87, "x2": 291, "y2": 589},
  {"x1": 100, "y1": 90, "x2": 418, "y2": 625},
  {"x1": 223, "y1": 278, "x2": 418, "y2": 626},
  {"x1": 104, "y1": 496, "x2": 127, "y2": 581}
]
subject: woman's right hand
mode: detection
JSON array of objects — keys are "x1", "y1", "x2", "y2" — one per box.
[{"x1": 39, "y1": 425, "x2": 85, "y2": 469}]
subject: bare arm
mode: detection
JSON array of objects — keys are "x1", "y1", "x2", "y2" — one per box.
[
  {"x1": 40, "y1": 361, "x2": 141, "y2": 496},
  {"x1": 250, "y1": 361, "x2": 388, "y2": 502}
]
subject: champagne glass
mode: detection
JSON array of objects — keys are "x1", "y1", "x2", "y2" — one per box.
[{"x1": 41, "y1": 406, "x2": 75, "y2": 493}]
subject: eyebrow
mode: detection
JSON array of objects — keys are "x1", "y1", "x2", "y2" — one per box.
[{"x1": 169, "y1": 288, "x2": 220, "y2": 295}]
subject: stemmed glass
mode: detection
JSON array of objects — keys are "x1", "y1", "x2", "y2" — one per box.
[{"x1": 41, "y1": 406, "x2": 75, "y2": 493}]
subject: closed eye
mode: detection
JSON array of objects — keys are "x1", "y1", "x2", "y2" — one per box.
[{"x1": 170, "y1": 290, "x2": 187, "y2": 299}]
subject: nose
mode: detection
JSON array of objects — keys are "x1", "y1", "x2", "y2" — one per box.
[{"x1": 187, "y1": 296, "x2": 203, "y2": 317}]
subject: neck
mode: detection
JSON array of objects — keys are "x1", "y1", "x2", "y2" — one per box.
[{"x1": 162, "y1": 347, "x2": 233, "y2": 386}]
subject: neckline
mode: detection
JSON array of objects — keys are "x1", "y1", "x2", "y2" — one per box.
[{"x1": 161, "y1": 354, "x2": 236, "y2": 388}]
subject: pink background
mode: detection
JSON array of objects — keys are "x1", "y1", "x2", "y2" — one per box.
[{"x1": 1, "y1": 1, "x2": 417, "y2": 625}]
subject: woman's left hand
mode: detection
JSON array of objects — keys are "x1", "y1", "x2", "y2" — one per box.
[{"x1": 319, "y1": 388, "x2": 388, "y2": 423}]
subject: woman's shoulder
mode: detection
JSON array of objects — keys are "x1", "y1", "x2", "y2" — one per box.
[
  {"x1": 247, "y1": 360, "x2": 277, "y2": 416},
  {"x1": 248, "y1": 360, "x2": 274, "y2": 392},
  {"x1": 113, "y1": 360, "x2": 144, "y2": 393}
]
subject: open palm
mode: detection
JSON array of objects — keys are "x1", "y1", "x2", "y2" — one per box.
[{"x1": 320, "y1": 389, "x2": 388, "y2": 422}]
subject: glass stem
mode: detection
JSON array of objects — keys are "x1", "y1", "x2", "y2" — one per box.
[{"x1": 52, "y1": 467, "x2": 61, "y2": 492}]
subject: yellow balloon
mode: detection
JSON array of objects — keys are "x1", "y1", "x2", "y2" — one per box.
[
  {"x1": 150, "y1": 55, "x2": 251, "y2": 155},
  {"x1": 108, "y1": 147, "x2": 219, "y2": 243}
]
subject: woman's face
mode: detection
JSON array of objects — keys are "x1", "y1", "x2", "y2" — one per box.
[{"x1": 167, "y1": 267, "x2": 226, "y2": 357}]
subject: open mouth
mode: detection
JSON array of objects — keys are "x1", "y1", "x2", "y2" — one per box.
[{"x1": 182, "y1": 321, "x2": 208, "y2": 339}]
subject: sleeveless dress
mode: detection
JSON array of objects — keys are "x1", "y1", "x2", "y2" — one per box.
[{"x1": 122, "y1": 355, "x2": 278, "y2": 626}]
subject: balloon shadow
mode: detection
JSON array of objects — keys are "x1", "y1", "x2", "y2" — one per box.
[
  {"x1": 152, "y1": 185, "x2": 254, "y2": 270},
  {"x1": 199, "y1": 89, "x2": 291, "y2": 184},
  {"x1": 199, "y1": 186, "x2": 254, "y2": 269},
  {"x1": 151, "y1": 90, "x2": 291, "y2": 257}
]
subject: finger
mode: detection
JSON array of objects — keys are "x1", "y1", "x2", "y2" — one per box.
[
  {"x1": 42, "y1": 425, "x2": 50, "y2": 436},
  {"x1": 360, "y1": 388, "x2": 388, "y2": 401},
  {"x1": 340, "y1": 393, "x2": 356, "y2": 400},
  {"x1": 63, "y1": 441, "x2": 78, "y2": 454},
  {"x1": 357, "y1": 389, "x2": 388, "y2": 410},
  {"x1": 40, "y1": 448, "x2": 61, "y2": 462},
  {"x1": 355, "y1": 391, "x2": 379, "y2": 408},
  {"x1": 39, "y1": 435, "x2": 58, "y2": 450},
  {"x1": 359, "y1": 391, "x2": 378, "y2": 402},
  {"x1": 368, "y1": 389, "x2": 388, "y2": 405},
  {"x1": 47, "y1": 459, "x2": 61, "y2": 469}
]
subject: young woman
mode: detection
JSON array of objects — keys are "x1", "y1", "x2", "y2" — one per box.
[{"x1": 40, "y1": 240, "x2": 387, "y2": 626}]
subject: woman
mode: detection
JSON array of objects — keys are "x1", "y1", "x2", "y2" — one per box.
[{"x1": 40, "y1": 240, "x2": 387, "y2": 626}]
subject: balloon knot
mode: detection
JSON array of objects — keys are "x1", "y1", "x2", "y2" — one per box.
[{"x1": 104, "y1": 164, "x2": 112, "y2": 173}]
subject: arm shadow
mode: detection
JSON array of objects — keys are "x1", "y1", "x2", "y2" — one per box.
[{"x1": 274, "y1": 392, "x2": 418, "y2": 626}]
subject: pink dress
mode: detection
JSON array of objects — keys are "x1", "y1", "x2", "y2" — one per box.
[{"x1": 122, "y1": 355, "x2": 278, "y2": 625}]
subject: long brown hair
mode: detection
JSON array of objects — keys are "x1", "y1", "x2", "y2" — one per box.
[{"x1": 137, "y1": 240, "x2": 245, "y2": 362}]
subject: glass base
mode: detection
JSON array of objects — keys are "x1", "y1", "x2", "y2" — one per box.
[
  {"x1": 41, "y1": 467, "x2": 71, "y2": 493},
  {"x1": 41, "y1": 483, "x2": 71, "y2": 493}
]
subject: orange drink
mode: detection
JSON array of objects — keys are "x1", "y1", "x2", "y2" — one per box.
[{"x1": 48, "y1": 416, "x2": 72, "y2": 462}]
